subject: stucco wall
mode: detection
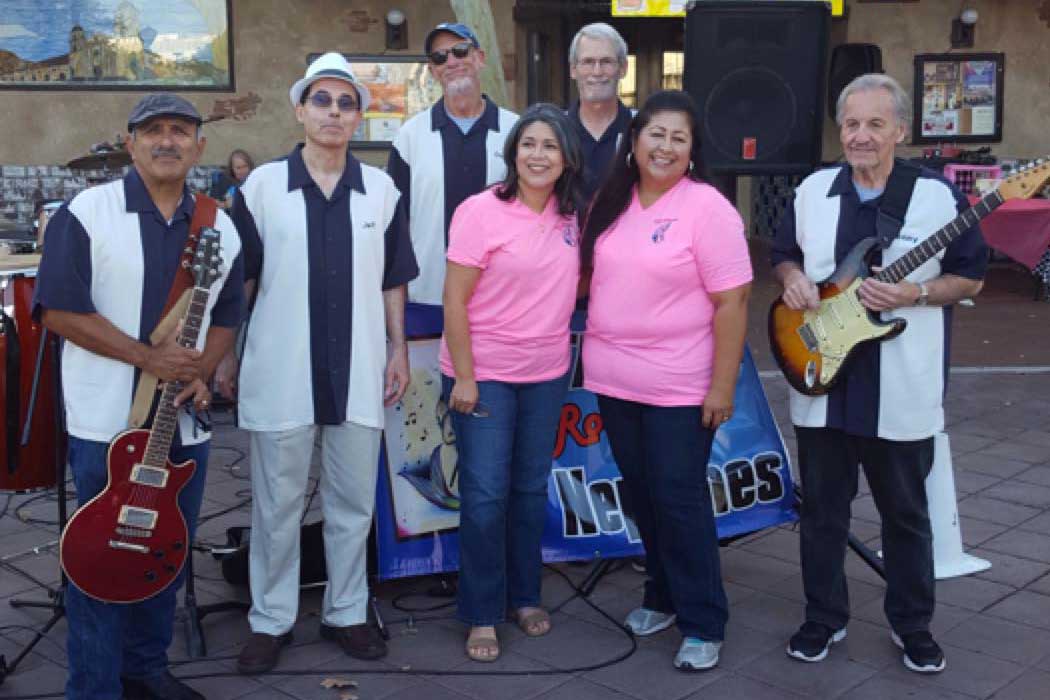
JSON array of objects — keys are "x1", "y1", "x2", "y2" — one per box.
[
  {"x1": 0, "y1": 0, "x2": 518, "y2": 169},
  {"x1": 823, "y1": 0, "x2": 1050, "y2": 160}
]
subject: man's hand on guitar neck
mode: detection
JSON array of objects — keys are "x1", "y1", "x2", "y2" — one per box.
[
  {"x1": 857, "y1": 274, "x2": 921, "y2": 312},
  {"x1": 143, "y1": 320, "x2": 203, "y2": 384},
  {"x1": 774, "y1": 263, "x2": 820, "y2": 311}
]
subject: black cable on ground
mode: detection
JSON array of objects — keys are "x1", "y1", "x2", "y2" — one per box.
[{"x1": 0, "y1": 563, "x2": 640, "y2": 699}]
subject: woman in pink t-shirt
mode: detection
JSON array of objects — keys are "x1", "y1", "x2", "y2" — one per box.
[
  {"x1": 580, "y1": 91, "x2": 752, "y2": 671},
  {"x1": 440, "y1": 103, "x2": 582, "y2": 662}
]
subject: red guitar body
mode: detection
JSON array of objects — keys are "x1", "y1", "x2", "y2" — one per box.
[{"x1": 60, "y1": 428, "x2": 195, "y2": 603}]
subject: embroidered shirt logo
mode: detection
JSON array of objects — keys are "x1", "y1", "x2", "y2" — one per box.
[
  {"x1": 651, "y1": 218, "x2": 676, "y2": 243},
  {"x1": 562, "y1": 222, "x2": 580, "y2": 247}
]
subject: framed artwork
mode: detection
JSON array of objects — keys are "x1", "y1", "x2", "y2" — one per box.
[
  {"x1": 912, "y1": 52, "x2": 1004, "y2": 144},
  {"x1": 0, "y1": 0, "x2": 233, "y2": 90},
  {"x1": 308, "y1": 53, "x2": 441, "y2": 149}
]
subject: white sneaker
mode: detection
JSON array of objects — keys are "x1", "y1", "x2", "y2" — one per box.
[
  {"x1": 623, "y1": 607, "x2": 676, "y2": 636},
  {"x1": 674, "y1": 637, "x2": 721, "y2": 671}
]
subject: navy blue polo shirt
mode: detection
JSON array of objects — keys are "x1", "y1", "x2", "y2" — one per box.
[
  {"x1": 234, "y1": 145, "x2": 417, "y2": 426},
  {"x1": 568, "y1": 100, "x2": 633, "y2": 204}
]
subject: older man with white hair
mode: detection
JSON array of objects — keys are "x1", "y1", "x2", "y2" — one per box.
[
  {"x1": 566, "y1": 22, "x2": 633, "y2": 203},
  {"x1": 228, "y1": 52, "x2": 418, "y2": 674},
  {"x1": 772, "y1": 73, "x2": 987, "y2": 674}
]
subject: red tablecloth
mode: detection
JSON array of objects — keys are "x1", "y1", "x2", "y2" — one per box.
[{"x1": 969, "y1": 196, "x2": 1050, "y2": 270}]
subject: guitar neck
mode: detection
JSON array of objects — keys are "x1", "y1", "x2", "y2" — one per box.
[
  {"x1": 875, "y1": 189, "x2": 1004, "y2": 284},
  {"x1": 142, "y1": 285, "x2": 210, "y2": 467}
]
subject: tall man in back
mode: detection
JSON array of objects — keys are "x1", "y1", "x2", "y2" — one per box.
[
  {"x1": 387, "y1": 22, "x2": 517, "y2": 309},
  {"x1": 567, "y1": 22, "x2": 633, "y2": 204}
]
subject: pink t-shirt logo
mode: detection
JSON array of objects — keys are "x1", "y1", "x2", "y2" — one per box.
[
  {"x1": 651, "y1": 218, "x2": 676, "y2": 243},
  {"x1": 562, "y1": 221, "x2": 580, "y2": 247}
]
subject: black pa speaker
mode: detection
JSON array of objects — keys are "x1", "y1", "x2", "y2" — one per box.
[
  {"x1": 684, "y1": 1, "x2": 830, "y2": 175},
  {"x1": 827, "y1": 43, "x2": 883, "y2": 119}
]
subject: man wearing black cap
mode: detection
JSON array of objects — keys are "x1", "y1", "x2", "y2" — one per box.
[
  {"x1": 226, "y1": 52, "x2": 418, "y2": 674},
  {"x1": 33, "y1": 93, "x2": 244, "y2": 699},
  {"x1": 387, "y1": 22, "x2": 518, "y2": 309}
]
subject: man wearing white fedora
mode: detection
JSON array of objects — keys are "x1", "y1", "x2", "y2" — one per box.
[{"x1": 225, "y1": 51, "x2": 418, "y2": 674}]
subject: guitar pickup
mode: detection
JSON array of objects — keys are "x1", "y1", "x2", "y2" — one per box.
[
  {"x1": 130, "y1": 464, "x2": 169, "y2": 488},
  {"x1": 118, "y1": 505, "x2": 158, "y2": 530},
  {"x1": 796, "y1": 323, "x2": 819, "y2": 352}
]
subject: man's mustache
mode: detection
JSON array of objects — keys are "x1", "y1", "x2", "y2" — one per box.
[{"x1": 151, "y1": 147, "x2": 182, "y2": 159}]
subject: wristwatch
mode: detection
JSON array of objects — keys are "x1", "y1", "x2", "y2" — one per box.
[{"x1": 915, "y1": 282, "x2": 930, "y2": 306}]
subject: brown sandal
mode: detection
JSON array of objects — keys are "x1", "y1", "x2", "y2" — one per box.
[
  {"x1": 513, "y1": 607, "x2": 551, "y2": 637},
  {"x1": 465, "y1": 627, "x2": 500, "y2": 662}
]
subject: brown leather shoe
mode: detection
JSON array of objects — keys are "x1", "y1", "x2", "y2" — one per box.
[
  {"x1": 236, "y1": 631, "x2": 292, "y2": 675},
  {"x1": 320, "y1": 622, "x2": 388, "y2": 660}
]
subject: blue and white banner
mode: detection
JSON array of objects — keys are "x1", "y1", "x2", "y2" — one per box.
[{"x1": 375, "y1": 309, "x2": 796, "y2": 580}]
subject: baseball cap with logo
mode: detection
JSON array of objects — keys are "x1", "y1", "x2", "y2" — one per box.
[
  {"x1": 289, "y1": 51, "x2": 372, "y2": 112},
  {"x1": 424, "y1": 22, "x2": 481, "y2": 56}
]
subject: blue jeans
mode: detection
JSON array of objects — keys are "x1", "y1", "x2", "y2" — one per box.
[
  {"x1": 442, "y1": 374, "x2": 568, "y2": 626},
  {"x1": 597, "y1": 395, "x2": 728, "y2": 641},
  {"x1": 65, "y1": 435, "x2": 209, "y2": 700}
]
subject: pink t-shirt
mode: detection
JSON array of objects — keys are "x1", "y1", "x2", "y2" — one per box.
[
  {"x1": 584, "y1": 178, "x2": 752, "y2": 406},
  {"x1": 439, "y1": 188, "x2": 580, "y2": 383}
]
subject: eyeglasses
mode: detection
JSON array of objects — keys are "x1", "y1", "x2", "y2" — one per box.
[
  {"x1": 429, "y1": 42, "x2": 472, "y2": 65},
  {"x1": 576, "y1": 57, "x2": 620, "y2": 72},
  {"x1": 307, "y1": 90, "x2": 359, "y2": 113}
]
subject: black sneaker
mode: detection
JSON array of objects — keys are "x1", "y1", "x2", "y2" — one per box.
[
  {"x1": 121, "y1": 671, "x2": 204, "y2": 699},
  {"x1": 891, "y1": 630, "x2": 946, "y2": 673},
  {"x1": 786, "y1": 621, "x2": 847, "y2": 662}
]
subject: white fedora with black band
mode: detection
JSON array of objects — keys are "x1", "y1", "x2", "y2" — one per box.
[{"x1": 289, "y1": 52, "x2": 372, "y2": 112}]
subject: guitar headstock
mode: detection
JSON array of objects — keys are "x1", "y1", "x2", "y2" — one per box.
[
  {"x1": 193, "y1": 227, "x2": 223, "y2": 288},
  {"x1": 997, "y1": 157, "x2": 1050, "y2": 202}
]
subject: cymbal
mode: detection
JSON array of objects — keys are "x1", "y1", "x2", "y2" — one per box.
[{"x1": 67, "y1": 149, "x2": 132, "y2": 171}]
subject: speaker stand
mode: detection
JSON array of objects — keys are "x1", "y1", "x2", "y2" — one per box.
[{"x1": 180, "y1": 550, "x2": 249, "y2": 658}]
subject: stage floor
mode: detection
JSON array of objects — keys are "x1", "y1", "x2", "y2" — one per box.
[{"x1": 2, "y1": 365, "x2": 1049, "y2": 699}]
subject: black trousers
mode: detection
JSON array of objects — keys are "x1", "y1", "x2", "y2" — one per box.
[
  {"x1": 796, "y1": 427, "x2": 935, "y2": 635},
  {"x1": 598, "y1": 395, "x2": 728, "y2": 641}
]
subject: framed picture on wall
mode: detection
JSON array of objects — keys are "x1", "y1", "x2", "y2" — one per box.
[
  {"x1": 0, "y1": 0, "x2": 233, "y2": 90},
  {"x1": 912, "y1": 52, "x2": 1004, "y2": 144},
  {"x1": 308, "y1": 53, "x2": 441, "y2": 149}
]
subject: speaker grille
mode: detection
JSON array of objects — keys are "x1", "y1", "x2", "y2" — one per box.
[{"x1": 703, "y1": 67, "x2": 798, "y2": 164}]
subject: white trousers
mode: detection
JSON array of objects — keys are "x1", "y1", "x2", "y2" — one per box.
[{"x1": 247, "y1": 422, "x2": 381, "y2": 635}]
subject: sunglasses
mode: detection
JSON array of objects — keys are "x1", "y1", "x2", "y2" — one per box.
[
  {"x1": 429, "y1": 41, "x2": 472, "y2": 66},
  {"x1": 306, "y1": 90, "x2": 358, "y2": 113}
]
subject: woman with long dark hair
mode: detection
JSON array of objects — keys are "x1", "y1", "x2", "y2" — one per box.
[
  {"x1": 441, "y1": 103, "x2": 582, "y2": 662},
  {"x1": 581, "y1": 90, "x2": 752, "y2": 671}
]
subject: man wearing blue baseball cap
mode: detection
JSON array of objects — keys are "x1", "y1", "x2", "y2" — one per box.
[
  {"x1": 225, "y1": 51, "x2": 418, "y2": 675},
  {"x1": 387, "y1": 22, "x2": 518, "y2": 309}
]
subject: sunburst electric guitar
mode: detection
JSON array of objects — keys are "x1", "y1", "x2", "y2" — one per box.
[
  {"x1": 769, "y1": 159, "x2": 1050, "y2": 397},
  {"x1": 60, "y1": 228, "x2": 223, "y2": 603}
]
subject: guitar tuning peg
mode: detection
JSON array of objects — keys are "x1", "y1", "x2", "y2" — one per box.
[{"x1": 183, "y1": 246, "x2": 193, "y2": 254}]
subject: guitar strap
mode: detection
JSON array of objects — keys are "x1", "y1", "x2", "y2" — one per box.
[
  {"x1": 874, "y1": 158, "x2": 922, "y2": 251},
  {"x1": 128, "y1": 194, "x2": 218, "y2": 429}
]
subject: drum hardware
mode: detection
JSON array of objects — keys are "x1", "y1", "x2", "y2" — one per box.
[{"x1": 0, "y1": 326, "x2": 68, "y2": 688}]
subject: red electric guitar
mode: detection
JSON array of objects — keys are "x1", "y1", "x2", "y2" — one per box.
[{"x1": 60, "y1": 228, "x2": 223, "y2": 603}]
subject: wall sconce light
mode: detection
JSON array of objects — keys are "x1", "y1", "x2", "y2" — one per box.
[
  {"x1": 951, "y1": 8, "x2": 978, "y2": 49},
  {"x1": 386, "y1": 9, "x2": 407, "y2": 50}
]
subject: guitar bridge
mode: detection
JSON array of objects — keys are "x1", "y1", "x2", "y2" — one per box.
[
  {"x1": 108, "y1": 540, "x2": 150, "y2": 554},
  {"x1": 118, "y1": 505, "x2": 158, "y2": 530}
]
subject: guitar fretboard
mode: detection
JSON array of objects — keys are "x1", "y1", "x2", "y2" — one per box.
[
  {"x1": 142, "y1": 286, "x2": 210, "y2": 468},
  {"x1": 876, "y1": 190, "x2": 1004, "y2": 284}
]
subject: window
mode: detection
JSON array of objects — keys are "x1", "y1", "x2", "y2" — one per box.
[{"x1": 617, "y1": 54, "x2": 637, "y2": 108}]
